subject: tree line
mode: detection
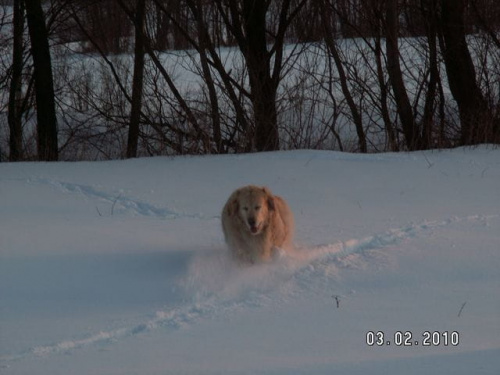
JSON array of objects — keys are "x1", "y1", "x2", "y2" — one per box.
[{"x1": 0, "y1": 0, "x2": 499, "y2": 161}]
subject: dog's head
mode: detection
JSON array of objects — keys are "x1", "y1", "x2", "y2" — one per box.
[{"x1": 230, "y1": 186, "x2": 275, "y2": 235}]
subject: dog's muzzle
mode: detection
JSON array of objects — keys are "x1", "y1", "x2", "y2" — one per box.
[{"x1": 248, "y1": 218, "x2": 259, "y2": 234}]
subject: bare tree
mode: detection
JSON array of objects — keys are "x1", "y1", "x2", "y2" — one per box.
[
  {"x1": 215, "y1": 0, "x2": 306, "y2": 151},
  {"x1": 440, "y1": 0, "x2": 491, "y2": 145},
  {"x1": 385, "y1": 0, "x2": 420, "y2": 149},
  {"x1": 182, "y1": 0, "x2": 252, "y2": 152},
  {"x1": 327, "y1": 0, "x2": 399, "y2": 151},
  {"x1": 187, "y1": 0, "x2": 223, "y2": 153},
  {"x1": 8, "y1": 0, "x2": 25, "y2": 161},
  {"x1": 420, "y1": 0, "x2": 441, "y2": 148},
  {"x1": 321, "y1": 0, "x2": 367, "y2": 152},
  {"x1": 8, "y1": 0, "x2": 497, "y2": 161},
  {"x1": 118, "y1": 0, "x2": 147, "y2": 158},
  {"x1": 25, "y1": 0, "x2": 59, "y2": 161}
]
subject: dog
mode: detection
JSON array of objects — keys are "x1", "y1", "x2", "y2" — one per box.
[{"x1": 221, "y1": 185, "x2": 294, "y2": 263}]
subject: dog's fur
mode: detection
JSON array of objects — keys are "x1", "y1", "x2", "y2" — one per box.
[{"x1": 221, "y1": 185, "x2": 294, "y2": 263}]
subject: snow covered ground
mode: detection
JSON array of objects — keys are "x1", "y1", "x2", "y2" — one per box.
[{"x1": 1, "y1": 147, "x2": 499, "y2": 374}]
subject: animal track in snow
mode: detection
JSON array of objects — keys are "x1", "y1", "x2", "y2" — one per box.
[
  {"x1": 25, "y1": 177, "x2": 213, "y2": 220},
  {"x1": 2, "y1": 214, "x2": 496, "y2": 364}
]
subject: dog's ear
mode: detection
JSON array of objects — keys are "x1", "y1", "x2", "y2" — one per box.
[
  {"x1": 228, "y1": 197, "x2": 239, "y2": 216},
  {"x1": 267, "y1": 196, "x2": 276, "y2": 211},
  {"x1": 262, "y1": 187, "x2": 275, "y2": 211},
  {"x1": 232, "y1": 198, "x2": 239, "y2": 215},
  {"x1": 225, "y1": 190, "x2": 241, "y2": 216}
]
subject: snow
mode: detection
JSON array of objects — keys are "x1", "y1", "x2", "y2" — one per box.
[{"x1": 1, "y1": 146, "x2": 499, "y2": 374}]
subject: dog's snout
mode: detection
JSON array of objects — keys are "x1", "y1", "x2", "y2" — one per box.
[{"x1": 248, "y1": 217, "x2": 256, "y2": 226}]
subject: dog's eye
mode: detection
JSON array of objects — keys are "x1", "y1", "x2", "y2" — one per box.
[
  {"x1": 243, "y1": 207, "x2": 249, "y2": 211},
  {"x1": 255, "y1": 205, "x2": 261, "y2": 210}
]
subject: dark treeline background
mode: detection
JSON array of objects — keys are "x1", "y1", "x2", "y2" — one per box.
[{"x1": 0, "y1": 0, "x2": 499, "y2": 161}]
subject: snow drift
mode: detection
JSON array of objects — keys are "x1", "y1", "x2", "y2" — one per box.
[{"x1": 1, "y1": 147, "x2": 499, "y2": 374}]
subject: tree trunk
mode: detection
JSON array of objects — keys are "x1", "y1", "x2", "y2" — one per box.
[
  {"x1": 8, "y1": 0, "x2": 25, "y2": 161},
  {"x1": 374, "y1": 35, "x2": 399, "y2": 151},
  {"x1": 25, "y1": 0, "x2": 58, "y2": 161},
  {"x1": 193, "y1": 0, "x2": 223, "y2": 153},
  {"x1": 421, "y1": 0, "x2": 439, "y2": 149},
  {"x1": 385, "y1": 0, "x2": 420, "y2": 150},
  {"x1": 440, "y1": 0, "x2": 490, "y2": 145},
  {"x1": 242, "y1": 0, "x2": 280, "y2": 151},
  {"x1": 126, "y1": 0, "x2": 146, "y2": 158}
]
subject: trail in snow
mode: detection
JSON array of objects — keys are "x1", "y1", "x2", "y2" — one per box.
[
  {"x1": 23, "y1": 177, "x2": 216, "y2": 220},
  {"x1": 1, "y1": 214, "x2": 496, "y2": 364}
]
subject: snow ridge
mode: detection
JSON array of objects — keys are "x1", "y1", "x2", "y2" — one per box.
[{"x1": 25, "y1": 177, "x2": 214, "y2": 219}]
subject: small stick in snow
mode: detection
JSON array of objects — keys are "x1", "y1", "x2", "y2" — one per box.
[
  {"x1": 332, "y1": 295, "x2": 340, "y2": 308},
  {"x1": 457, "y1": 301, "x2": 467, "y2": 317}
]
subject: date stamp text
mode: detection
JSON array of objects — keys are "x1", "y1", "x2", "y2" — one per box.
[{"x1": 366, "y1": 331, "x2": 459, "y2": 347}]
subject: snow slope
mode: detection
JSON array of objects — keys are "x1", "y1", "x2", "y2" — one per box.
[{"x1": 1, "y1": 147, "x2": 499, "y2": 374}]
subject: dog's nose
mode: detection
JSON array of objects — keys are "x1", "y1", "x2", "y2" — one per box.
[{"x1": 248, "y1": 218, "x2": 256, "y2": 226}]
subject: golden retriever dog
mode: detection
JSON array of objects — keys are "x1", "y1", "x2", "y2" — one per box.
[{"x1": 221, "y1": 185, "x2": 294, "y2": 263}]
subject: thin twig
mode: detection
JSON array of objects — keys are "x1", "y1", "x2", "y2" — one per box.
[
  {"x1": 332, "y1": 295, "x2": 340, "y2": 308},
  {"x1": 457, "y1": 302, "x2": 467, "y2": 317}
]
